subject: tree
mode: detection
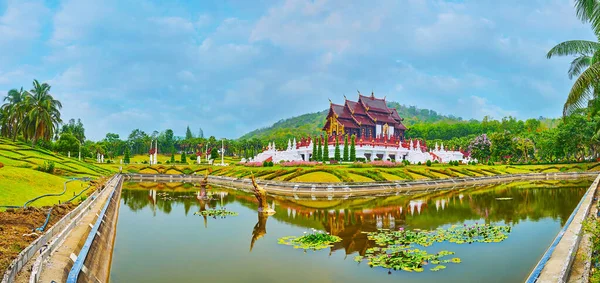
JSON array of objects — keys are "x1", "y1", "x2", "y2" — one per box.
[
  {"x1": 546, "y1": 18, "x2": 600, "y2": 116},
  {"x1": 198, "y1": 127, "x2": 204, "y2": 138},
  {"x1": 350, "y1": 135, "x2": 356, "y2": 161},
  {"x1": 0, "y1": 88, "x2": 28, "y2": 140},
  {"x1": 26, "y1": 80, "x2": 63, "y2": 145},
  {"x1": 311, "y1": 136, "x2": 317, "y2": 161},
  {"x1": 185, "y1": 125, "x2": 193, "y2": 140},
  {"x1": 56, "y1": 132, "x2": 79, "y2": 156},
  {"x1": 334, "y1": 137, "x2": 341, "y2": 161},
  {"x1": 103, "y1": 133, "x2": 122, "y2": 159},
  {"x1": 343, "y1": 135, "x2": 349, "y2": 161},
  {"x1": 468, "y1": 134, "x2": 491, "y2": 163},
  {"x1": 490, "y1": 131, "x2": 515, "y2": 163},
  {"x1": 170, "y1": 151, "x2": 175, "y2": 163},
  {"x1": 124, "y1": 146, "x2": 131, "y2": 164},
  {"x1": 181, "y1": 151, "x2": 187, "y2": 163},
  {"x1": 316, "y1": 136, "x2": 322, "y2": 161},
  {"x1": 322, "y1": 136, "x2": 330, "y2": 162},
  {"x1": 210, "y1": 147, "x2": 219, "y2": 160},
  {"x1": 61, "y1": 118, "x2": 85, "y2": 142},
  {"x1": 128, "y1": 129, "x2": 148, "y2": 155}
]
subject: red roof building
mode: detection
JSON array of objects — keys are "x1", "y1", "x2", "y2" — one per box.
[{"x1": 323, "y1": 92, "x2": 407, "y2": 140}]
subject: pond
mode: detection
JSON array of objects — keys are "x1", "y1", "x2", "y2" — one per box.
[{"x1": 110, "y1": 179, "x2": 593, "y2": 283}]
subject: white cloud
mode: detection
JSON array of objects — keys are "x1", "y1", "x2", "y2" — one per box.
[{"x1": 458, "y1": 95, "x2": 518, "y2": 120}]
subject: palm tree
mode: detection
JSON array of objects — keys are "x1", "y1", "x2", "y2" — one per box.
[
  {"x1": 1, "y1": 87, "x2": 29, "y2": 140},
  {"x1": 547, "y1": 1, "x2": 600, "y2": 116},
  {"x1": 25, "y1": 80, "x2": 62, "y2": 145}
]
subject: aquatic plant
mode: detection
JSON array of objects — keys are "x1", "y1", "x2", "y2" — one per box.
[
  {"x1": 278, "y1": 229, "x2": 342, "y2": 250},
  {"x1": 194, "y1": 208, "x2": 238, "y2": 217},
  {"x1": 354, "y1": 224, "x2": 511, "y2": 273}
]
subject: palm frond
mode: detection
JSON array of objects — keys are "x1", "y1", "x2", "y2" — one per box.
[
  {"x1": 568, "y1": 55, "x2": 592, "y2": 79},
  {"x1": 547, "y1": 40, "x2": 600, "y2": 58},
  {"x1": 575, "y1": 0, "x2": 597, "y2": 23},
  {"x1": 564, "y1": 62, "x2": 600, "y2": 116}
]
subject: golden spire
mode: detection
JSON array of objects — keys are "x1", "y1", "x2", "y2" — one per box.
[
  {"x1": 371, "y1": 91, "x2": 374, "y2": 98},
  {"x1": 329, "y1": 98, "x2": 332, "y2": 105}
]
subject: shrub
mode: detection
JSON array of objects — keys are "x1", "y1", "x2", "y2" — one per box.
[
  {"x1": 322, "y1": 139, "x2": 329, "y2": 162},
  {"x1": 426, "y1": 160, "x2": 432, "y2": 167},
  {"x1": 241, "y1": 161, "x2": 263, "y2": 167},
  {"x1": 417, "y1": 161, "x2": 422, "y2": 165},
  {"x1": 263, "y1": 161, "x2": 269, "y2": 167},
  {"x1": 269, "y1": 161, "x2": 274, "y2": 167},
  {"x1": 349, "y1": 162, "x2": 373, "y2": 168},
  {"x1": 343, "y1": 135, "x2": 349, "y2": 161},
  {"x1": 211, "y1": 148, "x2": 219, "y2": 160},
  {"x1": 350, "y1": 135, "x2": 356, "y2": 161},
  {"x1": 124, "y1": 147, "x2": 131, "y2": 164},
  {"x1": 434, "y1": 160, "x2": 439, "y2": 164},
  {"x1": 166, "y1": 160, "x2": 170, "y2": 164},
  {"x1": 334, "y1": 139, "x2": 341, "y2": 161},
  {"x1": 356, "y1": 157, "x2": 366, "y2": 162},
  {"x1": 370, "y1": 160, "x2": 403, "y2": 168},
  {"x1": 37, "y1": 161, "x2": 55, "y2": 174}
]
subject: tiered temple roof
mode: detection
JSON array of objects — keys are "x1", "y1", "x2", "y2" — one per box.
[{"x1": 323, "y1": 92, "x2": 407, "y2": 133}]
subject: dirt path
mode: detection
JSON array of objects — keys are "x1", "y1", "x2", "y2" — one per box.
[{"x1": 10, "y1": 177, "x2": 113, "y2": 283}]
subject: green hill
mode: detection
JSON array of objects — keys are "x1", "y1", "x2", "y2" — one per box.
[{"x1": 239, "y1": 102, "x2": 461, "y2": 141}]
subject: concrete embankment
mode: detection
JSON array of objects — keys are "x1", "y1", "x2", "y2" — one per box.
[
  {"x1": 126, "y1": 171, "x2": 598, "y2": 197},
  {"x1": 8, "y1": 175, "x2": 123, "y2": 283},
  {"x1": 526, "y1": 173, "x2": 600, "y2": 283},
  {"x1": 2, "y1": 175, "x2": 119, "y2": 283}
]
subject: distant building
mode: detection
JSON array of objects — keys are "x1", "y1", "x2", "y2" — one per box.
[{"x1": 323, "y1": 92, "x2": 407, "y2": 140}]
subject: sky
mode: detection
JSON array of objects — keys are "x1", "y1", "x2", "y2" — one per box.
[{"x1": 0, "y1": 0, "x2": 596, "y2": 140}]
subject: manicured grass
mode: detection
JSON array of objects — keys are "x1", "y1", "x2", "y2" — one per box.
[
  {"x1": 0, "y1": 167, "x2": 87, "y2": 207},
  {"x1": 0, "y1": 138, "x2": 114, "y2": 207},
  {"x1": 291, "y1": 172, "x2": 340, "y2": 182},
  {"x1": 348, "y1": 173, "x2": 374, "y2": 182}
]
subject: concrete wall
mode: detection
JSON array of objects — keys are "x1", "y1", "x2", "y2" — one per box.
[
  {"x1": 61, "y1": 176, "x2": 123, "y2": 283},
  {"x1": 77, "y1": 176, "x2": 122, "y2": 283},
  {"x1": 527, "y1": 173, "x2": 600, "y2": 283},
  {"x1": 2, "y1": 175, "x2": 118, "y2": 283}
]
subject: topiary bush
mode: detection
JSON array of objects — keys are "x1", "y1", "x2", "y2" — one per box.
[{"x1": 426, "y1": 160, "x2": 432, "y2": 167}]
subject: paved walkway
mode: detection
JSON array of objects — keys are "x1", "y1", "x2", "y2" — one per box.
[{"x1": 14, "y1": 178, "x2": 116, "y2": 283}]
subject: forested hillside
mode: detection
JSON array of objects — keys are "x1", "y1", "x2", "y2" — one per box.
[{"x1": 239, "y1": 102, "x2": 461, "y2": 141}]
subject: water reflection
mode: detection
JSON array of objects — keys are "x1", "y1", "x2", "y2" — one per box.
[
  {"x1": 122, "y1": 179, "x2": 591, "y2": 252},
  {"x1": 250, "y1": 213, "x2": 269, "y2": 252},
  {"x1": 113, "y1": 178, "x2": 594, "y2": 283}
]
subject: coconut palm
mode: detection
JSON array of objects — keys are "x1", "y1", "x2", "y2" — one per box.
[
  {"x1": 547, "y1": 1, "x2": 600, "y2": 116},
  {"x1": 24, "y1": 80, "x2": 62, "y2": 144},
  {"x1": 1, "y1": 87, "x2": 29, "y2": 140}
]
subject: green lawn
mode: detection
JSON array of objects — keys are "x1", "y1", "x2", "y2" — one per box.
[
  {"x1": 0, "y1": 138, "x2": 113, "y2": 208},
  {"x1": 0, "y1": 167, "x2": 88, "y2": 207}
]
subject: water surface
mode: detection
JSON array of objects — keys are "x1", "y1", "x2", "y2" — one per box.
[{"x1": 110, "y1": 179, "x2": 592, "y2": 283}]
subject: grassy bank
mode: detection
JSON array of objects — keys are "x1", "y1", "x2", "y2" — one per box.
[{"x1": 0, "y1": 138, "x2": 111, "y2": 207}]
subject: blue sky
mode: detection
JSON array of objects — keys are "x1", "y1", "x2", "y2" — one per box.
[{"x1": 0, "y1": 0, "x2": 596, "y2": 140}]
